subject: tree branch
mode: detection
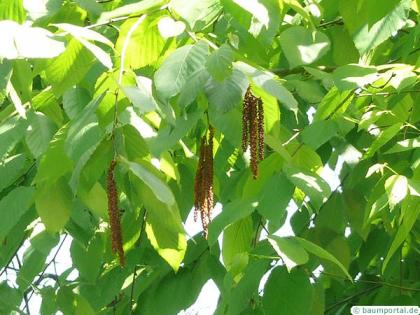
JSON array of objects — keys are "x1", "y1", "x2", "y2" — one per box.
[
  {"x1": 0, "y1": 231, "x2": 30, "y2": 278},
  {"x1": 271, "y1": 66, "x2": 336, "y2": 77},
  {"x1": 27, "y1": 235, "x2": 68, "y2": 302},
  {"x1": 325, "y1": 284, "x2": 382, "y2": 313}
]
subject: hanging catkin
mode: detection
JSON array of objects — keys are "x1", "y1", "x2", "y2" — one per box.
[
  {"x1": 194, "y1": 126, "x2": 214, "y2": 238},
  {"x1": 242, "y1": 86, "x2": 265, "y2": 179},
  {"x1": 107, "y1": 160, "x2": 125, "y2": 266},
  {"x1": 257, "y1": 98, "x2": 265, "y2": 161}
]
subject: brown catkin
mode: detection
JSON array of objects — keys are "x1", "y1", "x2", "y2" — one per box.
[
  {"x1": 249, "y1": 98, "x2": 259, "y2": 179},
  {"x1": 242, "y1": 89, "x2": 251, "y2": 152},
  {"x1": 206, "y1": 126, "x2": 214, "y2": 225},
  {"x1": 193, "y1": 126, "x2": 214, "y2": 238},
  {"x1": 194, "y1": 137, "x2": 206, "y2": 222},
  {"x1": 257, "y1": 98, "x2": 265, "y2": 161},
  {"x1": 241, "y1": 86, "x2": 265, "y2": 179},
  {"x1": 107, "y1": 160, "x2": 125, "y2": 267}
]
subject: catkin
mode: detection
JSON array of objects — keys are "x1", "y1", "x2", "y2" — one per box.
[
  {"x1": 194, "y1": 126, "x2": 214, "y2": 238},
  {"x1": 242, "y1": 86, "x2": 265, "y2": 179},
  {"x1": 107, "y1": 160, "x2": 125, "y2": 267},
  {"x1": 257, "y1": 98, "x2": 265, "y2": 161}
]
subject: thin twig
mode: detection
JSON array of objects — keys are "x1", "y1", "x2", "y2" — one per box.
[
  {"x1": 318, "y1": 18, "x2": 344, "y2": 28},
  {"x1": 356, "y1": 90, "x2": 420, "y2": 97},
  {"x1": 325, "y1": 284, "x2": 382, "y2": 313},
  {"x1": 271, "y1": 66, "x2": 336, "y2": 77},
  {"x1": 130, "y1": 265, "x2": 138, "y2": 314},
  {"x1": 27, "y1": 235, "x2": 68, "y2": 302},
  {"x1": 319, "y1": 270, "x2": 420, "y2": 292},
  {"x1": 0, "y1": 231, "x2": 30, "y2": 278}
]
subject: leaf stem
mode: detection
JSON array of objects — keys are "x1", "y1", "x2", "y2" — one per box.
[
  {"x1": 118, "y1": 15, "x2": 146, "y2": 85},
  {"x1": 356, "y1": 89, "x2": 420, "y2": 97},
  {"x1": 129, "y1": 265, "x2": 138, "y2": 314}
]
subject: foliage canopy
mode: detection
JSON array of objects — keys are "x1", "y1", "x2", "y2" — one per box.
[{"x1": 0, "y1": 0, "x2": 419, "y2": 314}]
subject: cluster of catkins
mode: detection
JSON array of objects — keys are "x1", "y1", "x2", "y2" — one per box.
[
  {"x1": 107, "y1": 160, "x2": 125, "y2": 266},
  {"x1": 194, "y1": 126, "x2": 214, "y2": 238},
  {"x1": 242, "y1": 86, "x2": 265, "y2": 179}
]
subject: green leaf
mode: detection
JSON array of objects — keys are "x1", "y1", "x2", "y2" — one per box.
[
  {"x1": 282, "y1": 0, "x2": 313, "y2": 25},
  {"x1": 0, "y1": 154, "x2": 29, "y2": 193},
  {"x1": 332, "y1": 64, "x2": 378, "y2": 90},
  {"x1": 140, "y1": 254, "x2": 210, "y2": 314},
  {"x1": 408, "y1": 180, "x2": 420, "y2": 197},
  {"x1": 63, "y1": 86, "x2": 90, "y2": 119},
  {"x1": 53, "y1": 23, "x2": 113, "y2": 47},
  {"x1": 17, "y1": 231, "x2": 58, "y2": 290},
  {"x1": 97, "y1": 0, "x2": 167, "y2": 22},
  {"x1": 258, "y1": 172, "x2": 294, "y2": 232},
  {"x1": 251, "y1": 84, "x2": 280, "y2": 136},
  {"x1": 35, "y1": 126, "x2": 73, "y2": 185},
  {"x1": 385, "y1": 175, "x2": 408, "y2": 209},
  {"x1": 340, "y1": 0, "x2": 410, "y2": 55},
  {"x1": 205, "y1": 68, "x2": 249, "y2": 113},
  {"x1": 25, "y1": 111, "x2": 57, "y2": 158},
  {"x1": 301, "y1": 120, "x2": 339, "y2": 150},
  {"x1": 263, "y1": 267, "x2": 314, "y2": 315},
  {"x1": 268, "y1": 236, "x2": 309, "y2": 271},
  {"x1": 0, "y1": 282, "x2": 21, "y2": 313},
  {"x1": 0, "y1": 186, "x2": 35, "y2": 241},
  {"x1": 279, "y1": 26, "x2": 330, "y2": 68},
  {"x1": 314, "y1": 86, "x2": 353, "y2": 121},
  {"x1": 385, "y1": 137, "x2": 420, "y2": 154},
  {"x1": 40, "y1": 287, "x2": 58, "y2": 315},
  {"x1": 139, "y1": 182, "x2": 186, "y2": 271},
  {"x1": 382, "y1": 197, "x2": 420, "y2": 273},
  {"x1": 70, "y1": 234, "x2": 103, "y2": 282},
  {"x1": 295, "y1": 237, "x2": 352, "y2": 279},
  {"x1": 121, "y1": 76, "x2": 158, "y2": 114},
  {"x1": 169, "y1": 0, "x2": 222, "y2": 31},
  {"x1": 231, "y1": 0, "x2": 269, "y2": 27},
  {"x1": 35, "y1": 179, "x2": 72, "y2": 233},
  {"x1": 290, "y1": 144, "x2": 323, "y2": 173},
  {"x1": 0, "y1": 116, "x2": 27, "y2": 160},
  {"x1": 228, "y1": 257, "x2": 270, "y2": 315},
  {"x1": 24, "y1": 0, "x2": 61, "y2": 21},
  {"x1": 364, "y1": 123, "x2": 402, "y2": 159},
  {"x1": 154, "y1": 41, "x2": 209, "y2": 100},
  {"x1": 46, "y1": 39, "x2": 94, "y2": 96},
  {"x1": 0, "y1": 21, "x2": 65, "y2": 59},
  {"x1": 121, "y1": 157, "x2": 176, "y2": 206},
  {"x1": 65, "y1": 94, "x2": 105, "y2": 162},
  {"x1": 208, "y1": 198, "x2": 257, "y2": 245},
  {"x1": 147, "y1": 109, "x2": 202, "y2": 156},
  {"x1": 284, "y1": 166, "x2": 331, "y2": 210},
  {"x1": 222, "y1": 217, "x2": 254, "y2": 271},
  {"x1": 32, "y1": 87, "x2": 64, "y2": 126},
  {"x1": 206, "y1": 43, "x2": 234, "y2": 81},
  {"x1": 75, "y1": 296, "x2": 96, "y2": 315},
  {"x1": 178, "y1": 69, "x2": 210, "y2": 107},
  {"x1": 0, "y1": 60, "x2": 12, "y2": 104},
  {"x1": 122, "y1": 124, "x2": 149, "y2": 160},
  {"x1": 235, "y1": 62, "x2": 298, "y2": 113},
  {"x1": 0, "y1": 0, "x2": 26, "y2": 23},
  {"x1": 115, "y1": 15, "x2": 166, "y2": 70},
  {"x1": 11, "y1": 59, "x2": 32, "y2": 103}
]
